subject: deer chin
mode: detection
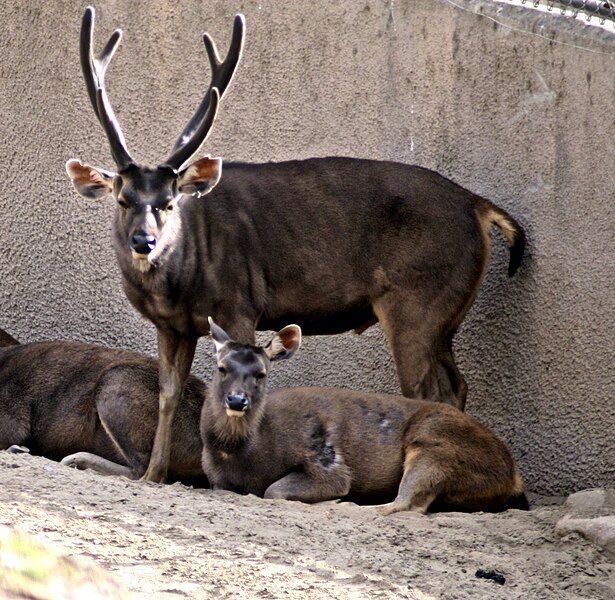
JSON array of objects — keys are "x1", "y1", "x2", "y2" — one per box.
[
  {"x1": 226, "y1": 408, "x2": 246, "y2": 418},
  {"x1": 131, "y1": 251, "x2": 153, "y2": 273}
]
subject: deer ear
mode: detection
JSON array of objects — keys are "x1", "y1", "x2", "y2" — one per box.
[
  {"x1": 264, "y1": 325, "x2": 302, "y2": 362},
  {"x1": 66, "y1": 159, "x2": 115, "y2": 199},
  {"x1": 208, "y1": 317, "x2": 231, "y2": 354},
  {"x1": 177, "y1": 156, "x2": 222, "y2": 197}
]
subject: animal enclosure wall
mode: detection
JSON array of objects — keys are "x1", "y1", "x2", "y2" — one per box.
[{"x1": 0, "y1": 0, "x2": 612, "y2": 494}]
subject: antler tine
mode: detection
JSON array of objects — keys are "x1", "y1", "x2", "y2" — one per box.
[
  {"x1": 100, "y1": 29, "x2": 122, "y2": 70},
  {"x1": 204, "y1": 13, "x2": 245, "y2": 96},
  {"x1": 165, "y1": 88, "x2": 220, "y2": 171},
  {"x1": 168, "y1": 14, "x2": 245, "y2": 164},
  {"x1": 80, "y1": 6, "x2": 134, "y2": 169}
]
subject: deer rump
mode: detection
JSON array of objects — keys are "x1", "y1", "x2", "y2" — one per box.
[{"x1": 0, "y1": 340, "x2": 206, "y2": 485}]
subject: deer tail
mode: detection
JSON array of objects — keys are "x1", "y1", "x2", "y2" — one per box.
[{"x1": 477, "y1": 200, "x2": 526, "y2": 277}]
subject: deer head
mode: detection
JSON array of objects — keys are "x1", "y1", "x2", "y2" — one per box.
[
  {"x1": 208, "y1": 318, "x2": 302, "y2": 420},
  {"x1": 66, "y1": 7, "x2": 244, "y2": 270}
]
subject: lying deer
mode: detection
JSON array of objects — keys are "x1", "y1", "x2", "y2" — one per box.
[
  {"x1": 0, "y1": 329, "x2": 206, "y2": 485},
  {"x1": 66, "y1": 8, "x2": 525, "y2": 482},
  {"x1": 202, "y1": 319, "x2": 529, "y2": 514}
]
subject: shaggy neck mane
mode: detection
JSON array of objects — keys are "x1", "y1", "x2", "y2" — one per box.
[{"x1": 212, "y1": 412, "x2": 251, "y2": 448}]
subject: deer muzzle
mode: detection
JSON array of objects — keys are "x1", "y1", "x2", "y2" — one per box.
[
  {"x1": 130, "y1": 232, "x2": 156, "y2": 255},
  {"x1": 225, "y1": 393, "x2": 249, "y2": 417}
]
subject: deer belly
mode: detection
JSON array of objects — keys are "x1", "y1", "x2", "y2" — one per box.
[{"x1": 259, "y1": 301, "x2": 376, "y2": 336}]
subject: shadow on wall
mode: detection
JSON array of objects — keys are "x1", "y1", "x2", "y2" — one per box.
[{"x1": 460, "y1": 221, "x2": 548, "y2": 492}]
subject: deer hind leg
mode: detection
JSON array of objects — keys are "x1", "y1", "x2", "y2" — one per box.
[
  {"x1": 373, "y1": 295, "x2": 441, "y2": 402},
  {"x1": 94, "y1": 394, "x2": 152, "y2": 479},
  {"x1": 61, "y1": 452, "x2": 136, "y2": 479},
  {"x1": 373, "y1": 294, "x2": 465, "y2": 409},
  {"x1": 437, "y1": 336, "x2": 468, "y2": 411},
  {"x1": 378, "y1": 446, "x2": 439, "y2": 516},
  {"x1": 61, "y1": 386, "x2": 150, "y2": 480}
]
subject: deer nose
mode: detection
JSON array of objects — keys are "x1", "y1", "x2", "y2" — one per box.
[
  {"x1": 226, "y1": 394, "x2": 249, "y2": 412},
  {"x1": 130, "y1": 232, "x2": 156, "y2": 255}
]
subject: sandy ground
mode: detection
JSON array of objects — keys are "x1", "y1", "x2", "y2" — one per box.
[{"x1": 0, "y1": 452, "x2": 613, "y2": 600}]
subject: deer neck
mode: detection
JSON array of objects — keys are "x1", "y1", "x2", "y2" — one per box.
[{"x1": 203, "y1": 392, "x2": 265, "y2": 455}]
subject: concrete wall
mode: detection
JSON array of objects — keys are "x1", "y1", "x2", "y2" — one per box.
[{"x1": 0, "y1": 0, "x2": 612, "y2": 494}]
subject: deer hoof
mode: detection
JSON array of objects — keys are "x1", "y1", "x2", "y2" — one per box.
[
  {"x1": 61, "y1": 452, "x2": 89, "y2": 469},
  {"x1": 140, "y1": 469, "x2": 167, "y2": 484},
  {"x1": 7, "y1": 445, "x2": 30, "y2": 455},
  {"x1": 377, "y1": 502, "x2": 408, "y2": 516}
]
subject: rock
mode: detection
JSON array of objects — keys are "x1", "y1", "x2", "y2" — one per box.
[
  {"x1": 555, "y1": 515, "x2": 615, "y2": 556},
  {"x1": 555, "y1": 488, "x2": 615, "y2": 556},
  {"x1": 563, "y1": 489, "x2": 615, "y2": 518}
]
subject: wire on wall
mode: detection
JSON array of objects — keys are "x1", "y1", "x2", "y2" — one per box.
[{"x1": 509, "y1": 0, "x2": 615, "y2": 26}]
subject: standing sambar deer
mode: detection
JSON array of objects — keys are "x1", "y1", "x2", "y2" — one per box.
[
  {"x1": 0, "y1": 328, "x2": 206, "y2": 485},
  {"x1": 201, "y1": 319, "x2": 529, "y2": 514},
  {"x1": 66, "y1": 8, "x2": 525, "y2": 482}
]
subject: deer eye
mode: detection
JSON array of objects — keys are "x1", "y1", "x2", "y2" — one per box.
[
  {"x1": 218, "y1": 366, "x2": 227, "y2": 375},
  {"x1": 117, "y1": 198, "x2": 128, "y2": 208},
  {"x1": 254, "y1": 372, "x2": 266, "y2": 380}
]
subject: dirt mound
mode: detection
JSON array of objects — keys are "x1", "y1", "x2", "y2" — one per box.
[{"x1": 0, "y1": 452, "x2": 613, "y2": 599}]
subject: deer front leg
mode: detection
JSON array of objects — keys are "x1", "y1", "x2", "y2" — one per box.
[
  {"x1": 61, "y1": 452, "x2": 136, "y2": 479},
  {"x1": 141, "y1": 330, "x2": 197, "y2": 483},
  {"x1": 264, "y1": 469, "x2": 351, "y2": 504}
]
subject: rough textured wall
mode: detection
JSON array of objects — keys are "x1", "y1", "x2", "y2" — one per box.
[{"x1": 0, "y1": 0, "x2": 612, "y2": 494}]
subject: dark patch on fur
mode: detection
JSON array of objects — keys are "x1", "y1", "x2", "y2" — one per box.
[
  {"x1": 310, "y1": 422, "x2": 335, "y2": 468},
  {"x1": 357, "y1": 399, "x2": 369, "y2": 415}
]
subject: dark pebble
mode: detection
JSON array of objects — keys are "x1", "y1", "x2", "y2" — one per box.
[{"x1": 475, "y1": 569, "x2": 506, "y2": 585}]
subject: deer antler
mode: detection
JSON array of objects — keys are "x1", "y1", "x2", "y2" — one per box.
[
  {"x1": 166, "y1": 14, "x2": 245, "y2": 171},
  {"x1": 80, "y1": 6, "x2": 134, "y2": 169}
]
